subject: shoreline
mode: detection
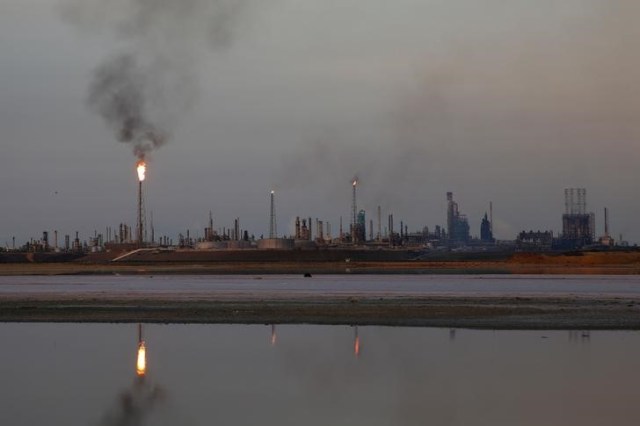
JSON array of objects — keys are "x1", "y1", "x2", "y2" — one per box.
[
  {"x1": 2, "y1": 253, "x2": 640, "y2": 329},
  {"x1": 2, "y1": 259, "x2": 640, "y2": 276}
]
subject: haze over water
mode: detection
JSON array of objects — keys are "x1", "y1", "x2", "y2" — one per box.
[{"x1": 1, "y1": 322, "x2": 639, "y2": 426}]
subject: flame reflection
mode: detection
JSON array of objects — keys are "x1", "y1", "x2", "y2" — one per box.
[
  {"x1": 136, "y1": 342, "x2": 146, "y2": 377},
  {"x1": 98, "y1": 324, "x2": 165, "y2": 426}
]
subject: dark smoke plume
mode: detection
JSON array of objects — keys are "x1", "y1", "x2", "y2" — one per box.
[
  {"x1": 88, "y1": 53, "x2": 166, "y2": 160},
  {"x1": 63, "y1": 0, "x2": 257, "y2": 160}
]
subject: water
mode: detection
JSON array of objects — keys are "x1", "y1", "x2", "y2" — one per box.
[
  {"x1": 1, "y1": 323, "x2": 639, "y2": 426},
  {"x1": 2, "y1": 274, "x2": 640, "y2": 298}
]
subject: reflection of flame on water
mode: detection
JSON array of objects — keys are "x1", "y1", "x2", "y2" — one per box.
[
  {"x1": 136, "y1": 342, "x2": 146, "y2": 377},
  {"x1": 99, "y1": 325, "x2": 166, "y2": 426},
  {"x1": 271, "y1": 324, "x2": 277, "y2": 346},
  {"x1": 354, "y1": 326, "x2": 360, "y2": 358},
  {"x1": 136, "y1": 160, "x2": 146, "y2": 182}
]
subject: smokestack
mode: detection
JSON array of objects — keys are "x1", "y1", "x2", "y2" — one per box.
[
  {"x1": 351, "y1": 178, "x2": 358, "y2": 244},
  {"x1": 377, "y1": 205, "x2": 381, "y2": 241},
  {"x1": 136, "y1": 161, "x2": 147, "y2": 247},
  {"x1": 604, "y1": 207, "x2": 609, "y2": 237},
  {"x1": 150, "y1": 211, "x2": 154, "y2": 243},
  {"x1": 269, "y1": 190, "x2": 276, "y2": 239},
  {"x1": 234, "y1": 218, "x2": 240, "y2": 241}
]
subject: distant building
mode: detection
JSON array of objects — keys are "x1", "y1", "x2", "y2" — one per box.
[
  {"x1": 446, "y1": 192, "x2": 470, "y2": 245},
  {"x1": 295, "y1": 217, "x2": 312, "y2": 241},
  {"x1": 480, "y1": 213, "x2": 494, "y2": 243},
  {"x1": 517, "y1": 230, "x2": 553, "y2": 251}
]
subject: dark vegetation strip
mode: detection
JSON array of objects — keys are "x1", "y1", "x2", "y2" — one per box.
[{"x1": 1, "y1": 297, "x2": 640, "y2": 329}]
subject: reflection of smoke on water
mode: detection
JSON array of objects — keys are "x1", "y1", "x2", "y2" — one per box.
[
  {"x1": 98, "y1": 325, "x2": 194, "y2": 426},
  {"x1": 99, "y1": 377, "x2": 165, "y2": 426}
]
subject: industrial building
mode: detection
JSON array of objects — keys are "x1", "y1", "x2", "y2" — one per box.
[
  {"x1": 517, "y1": 231, "x2": 554, "y2": 251},
  {"x1": 446, "y1": 192, "x2": 470, "y2": 245},
  {"x1": 5, "y1": 167, "x2": 631, "y2": 261},
  {"x1": 480, "y1": 213, "x2": 494, "y2": 243}
]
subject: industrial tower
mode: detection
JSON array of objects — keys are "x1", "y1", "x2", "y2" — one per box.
[
  {"x1": 351, "y1": 178, "x2": 358, "y2": 242},
  {"x1": 269, "y1": 190, "x2": 277, "y2": 238}
]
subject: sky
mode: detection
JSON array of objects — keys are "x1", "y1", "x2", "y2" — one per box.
[{"x1": 1, "y1": 0, "x2": 640, "y2": 245}]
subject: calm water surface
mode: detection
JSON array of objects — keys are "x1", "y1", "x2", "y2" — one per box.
[
  {"x1": 2, "y1": 274, "x2": 640, "y2": 297},
  {"x1": 0, "y1": 323, "x2": 639, "y2": 426}
]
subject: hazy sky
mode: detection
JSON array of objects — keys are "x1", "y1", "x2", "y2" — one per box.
[{"x1": 2, "y1": 0, "x2": 640, "y2": 244}]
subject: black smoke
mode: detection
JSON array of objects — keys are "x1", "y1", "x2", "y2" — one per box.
[
  {"x1": 63, "y1": 0, "x2": 258, "y2": 160},
  {"x1": 88, "y1": 53, "x2": 166, "y2": 160}
]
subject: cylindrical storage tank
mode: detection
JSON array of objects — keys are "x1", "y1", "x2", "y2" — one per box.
[
  {"x1": 227, "y1": 240, "x2": 253, "y2": 249},
  {"x1": 196, "y1": 241, "x2": 216, "y2": 250}
]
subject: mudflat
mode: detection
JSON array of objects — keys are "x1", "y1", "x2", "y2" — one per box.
[{"x1": 1, "y1": 292, "x2": 639, "y2": 329}]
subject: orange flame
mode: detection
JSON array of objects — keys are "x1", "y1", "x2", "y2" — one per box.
[
  {"x1": 136, "y1": 161, "x2": 146, "y2": 182},
  {"x1": 352, "y1": 180, "x2": 357, "y2": 187},
  {"x1": 136, "y1": 341, "x2": 146, "y2": 376}
]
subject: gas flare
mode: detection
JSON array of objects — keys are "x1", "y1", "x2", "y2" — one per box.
[
  {"x1": 136, "y1": 342, "x2": 146, "y2": 376},
  {"x1": 136, "y1": 161, "x2": 146, "y2": 182}
]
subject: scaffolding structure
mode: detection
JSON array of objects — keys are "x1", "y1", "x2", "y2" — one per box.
[{"x1": 561, "y1": 188, "x2": 594, "y2": 247}]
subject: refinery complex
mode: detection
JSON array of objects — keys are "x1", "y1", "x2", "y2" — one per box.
[{"x1": 0, "y1": 160, "x2": 628, "y2": 263}]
